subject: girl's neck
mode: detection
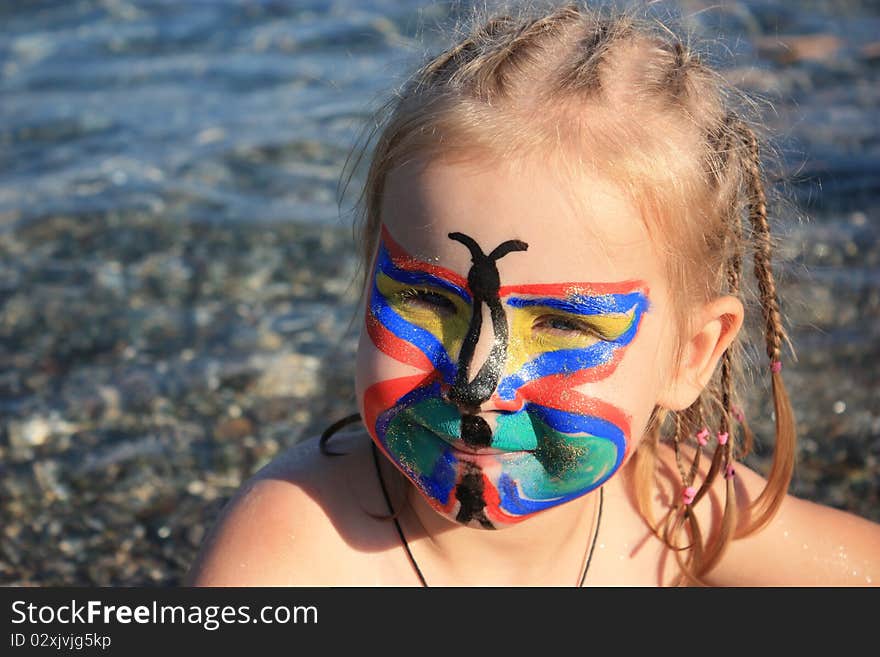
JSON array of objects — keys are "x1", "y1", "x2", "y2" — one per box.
[{"x1": 396, "y1": 469, "x2": 605, "y2": 586}]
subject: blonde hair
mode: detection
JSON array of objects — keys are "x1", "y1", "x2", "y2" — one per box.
[{"x1": 338, "y1": 1, "x2": 796, "y2": 584}]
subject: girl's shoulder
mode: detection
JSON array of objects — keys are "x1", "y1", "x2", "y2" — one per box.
[
  {"x1": 186, "y1": 430, "x2": 406, "y2": 586},
  {"x1": 648, "y1": 442, "x2": 880, "y2": 586}
]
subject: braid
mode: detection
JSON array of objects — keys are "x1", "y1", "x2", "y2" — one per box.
[
  {"x1": 720, "y1": 244, "x2": 740, "y2": 470},
  {"x1": 422, "y1": 7, "x2": 584, "y2": 98},
  {"x1": 672, "y1": 409, "x2": 687, "y2": 484},
  {"x1": 733, "y1": 120, "x2": 797, "y2": 536},
  {"x1": 558, "y1": 14, "x2": 629, "y2": 91},
  {"x1": 665, "y1": 41, "x2": 690, "y2": 97},
  {"x1": 690, "y1": 128, "x2": 745, "y2": 573},
  {"x1": 417, "y1": 37, "x2": 479, "y2": 88},
  {"x1": 740, "y1": 127, "x2": 784, "y2": 364},
  {"x1": 686, "y1": 401, "x2": 703, "y2": 485},
  {"x1": 416, "y1": 15, "x2": 515, "y2": 89},
  {"x1": 721, "y1": 116, "x2": 745, "y2": 466}
]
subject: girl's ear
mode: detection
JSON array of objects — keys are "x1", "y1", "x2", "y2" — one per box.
[{"x1": 657, "y1": 296, "x2": 744, "y2": 411}]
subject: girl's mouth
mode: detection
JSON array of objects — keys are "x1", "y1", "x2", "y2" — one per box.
[
  {"x1": 397, "y1": 397, "x2": 539, "y2": 456},
  {"x1": 413, "y1": 420, "x2": 532, "y2": 457},
  {"x1": 447, "y1": 439, "x2": 509, "y2": 456}
]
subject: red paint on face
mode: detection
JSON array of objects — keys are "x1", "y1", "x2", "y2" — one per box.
[
  {"x1": 363, "y1": 373, "x2": 437, "y2": 440},
  {"x1": 497, "y1": 280, "x2": 644, "y2": 297},
  {"x1": 380, "y1": 223, "x2": 469, "y2": 291},
  {"x1": 365, "y1": 313, "x2": 435, "y2": 372}
]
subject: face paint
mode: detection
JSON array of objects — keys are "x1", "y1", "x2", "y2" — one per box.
[
  {"x1": 361, "y1": 224, "x2": 650, "y2": 528},
  {"x1": 445, "y1": 231, "x2": 528, "y2": 414}
]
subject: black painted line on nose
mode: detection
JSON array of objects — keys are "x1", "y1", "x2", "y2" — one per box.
[
  {"x1": 447, "y1": 232, "x2": 527, "y2": 409},
  {"x1": 462, "y1": 296, "x2": 509, "y2": 406}
]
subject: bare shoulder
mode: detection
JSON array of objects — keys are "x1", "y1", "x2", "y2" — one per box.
[
  {"x1": 652, "y1": 442, "x2": 880, "y2": 586},
  {"x1": 186, "y1": 431, "x2": 398, "y2": 586}
]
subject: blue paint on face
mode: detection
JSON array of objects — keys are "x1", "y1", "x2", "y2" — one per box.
[
  {"x1": 495, "y1": 405, "x2": 625, "y2": 514},
  {"x1": 375, "y1": 244, "x2": 472, "y2": 302},
  {"x1": 365, "y1": 230, "x2": 651, "y2": 525},
  {"x1": 505, "y1": 290, "x2": 647, "y2": 315},
  {"x1": 496, "y1": 291, "x2": 650, "y2": 400},
  {"x1": 496, "y1": 343, "x2": 620, "y2": 400}
]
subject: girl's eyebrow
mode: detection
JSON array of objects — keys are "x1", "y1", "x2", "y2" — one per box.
[{"x1": 378, "y1": 252, "x2": 471, "y2": 300}]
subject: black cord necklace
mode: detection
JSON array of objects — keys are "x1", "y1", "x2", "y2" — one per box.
[{"x1": 370, "y1": 441, "x2": 604, "y2": 587}]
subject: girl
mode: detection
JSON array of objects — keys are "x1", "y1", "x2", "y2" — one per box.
[{"x1": 187, "y1": 2, "x2": 880, "y2": 586}]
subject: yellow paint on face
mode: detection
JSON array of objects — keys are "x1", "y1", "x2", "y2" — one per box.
[
  {"x1": 376, "y1": 264, "x2": 642, "y2": 379},
  {"x1": 506, "y1": 304, "x2": 639, "y2": 374},
  {"x1": 375, "y1": 272, "x2": 471, "y2": 352}
]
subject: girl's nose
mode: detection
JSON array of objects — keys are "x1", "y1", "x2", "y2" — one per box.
[
  {"x1": 448, "y1": 302, "x2": 508, "y2": 410},
  {"x1": 480, "y1": 390, "x2": 524, "y2": 413},
  {"x1": 445, "y1": 232, "x2": 525, "y2": 412},
  {"x1": 467, "y1": 304, "x2": 497, "y2": 388}
]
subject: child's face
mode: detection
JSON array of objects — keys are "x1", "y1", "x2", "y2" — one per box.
[{"x1": 355, "y1": 155, "x2": 678, "y2": 529}]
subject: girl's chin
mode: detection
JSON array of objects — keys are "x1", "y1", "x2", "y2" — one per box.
[
  {"x1": 420, "y1": 496, "x2": 535, "y2": 531},
  {"x1": 412, "y1": 472, "x2": 570, "y2": 531},
  {"x1": 437, "y1": 513, "x2": 521, "y2": 530}
]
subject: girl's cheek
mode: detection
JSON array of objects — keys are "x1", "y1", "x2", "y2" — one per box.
[
  {"x1": 354, "y1": 329, "x2": 386, "y2": 403},
  {"x1": 354, "y1": 327, "x2": 425, "y2": 406},
  {"x1": 569, "y1": 347, "x2": 666, "y2": 448}
]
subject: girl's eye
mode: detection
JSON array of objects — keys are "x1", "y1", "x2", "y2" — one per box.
[
  {"x1": 399, "y1": 288, "x2": 457, "y2": 315},
  {"x1": 533, "y1": 315, "x2": 595, "y2": 337}
]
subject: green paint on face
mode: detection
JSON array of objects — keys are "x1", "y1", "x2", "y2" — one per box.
[
  {"x1": 491, "y1": 411, "x2": 539, "y2": 451},
  {"x1": 506, "y1": 414, "x2": 618, "y2": 499},
  {"x1": 384, "y1": 413, "x2": 448, "y2": 478},
  {"x1": 534, "y1": 430, "x2": 588, "y2": 478},
  {"x1": 381, "y1": 396, "x2": 618, "y2": 510},
  {"x1": 403, "y1": 397, "x2": 463, "y2": 440}
]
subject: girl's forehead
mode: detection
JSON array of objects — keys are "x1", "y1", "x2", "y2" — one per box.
[{"x1": 380, "y1": 158, "x2": 665, "y2": 286}]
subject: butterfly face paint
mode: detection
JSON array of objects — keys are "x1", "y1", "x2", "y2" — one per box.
[{"x1": 360, "y1": 224, "x2": 650, "y2": 529}]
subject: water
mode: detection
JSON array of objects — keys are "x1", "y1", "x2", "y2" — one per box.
[
  {"x1": 2, "y1": 1, "x2": 878, "y2": 228},
  {"x1": 0, "y1": 0, "x2": 452, "y2": 225}
]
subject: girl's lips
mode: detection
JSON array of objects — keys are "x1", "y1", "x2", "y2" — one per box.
[
  {"x1": 403, "y1": 409, "x2": 533, "y2": 455},
  {"x1": 446, "y1": 439, "x2": 508, "y2": 456},
  {"x1": 421, "y1": 425, "x2": 531, "y2": 456},
  {"x1": 404, "y1": 414, "x2": 514, "y2": 454},
  {"x1": 447, "y1": 444, "x2": 534, "y2": 469}
]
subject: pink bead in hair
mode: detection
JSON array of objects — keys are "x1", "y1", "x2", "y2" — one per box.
[
  {"x1": 696, "y1": 428, "x2": 710, "y2": 446},
  {"x1": 682, "y1": 486, "x2": 697, "y2": 505},
  {"x1": 770, "y1": 360, "x2": 782, "y2": 373},
  {"x1": 731, "y1": 405, "x2": 745, "y2": 423},
  {"x1": 717, "y1": 431, "x2": 729, "y2": 445}
]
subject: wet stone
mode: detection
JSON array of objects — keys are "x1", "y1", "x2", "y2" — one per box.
[{"x1": 213, "y1": 417, "x2": 256, "y2": 441}]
